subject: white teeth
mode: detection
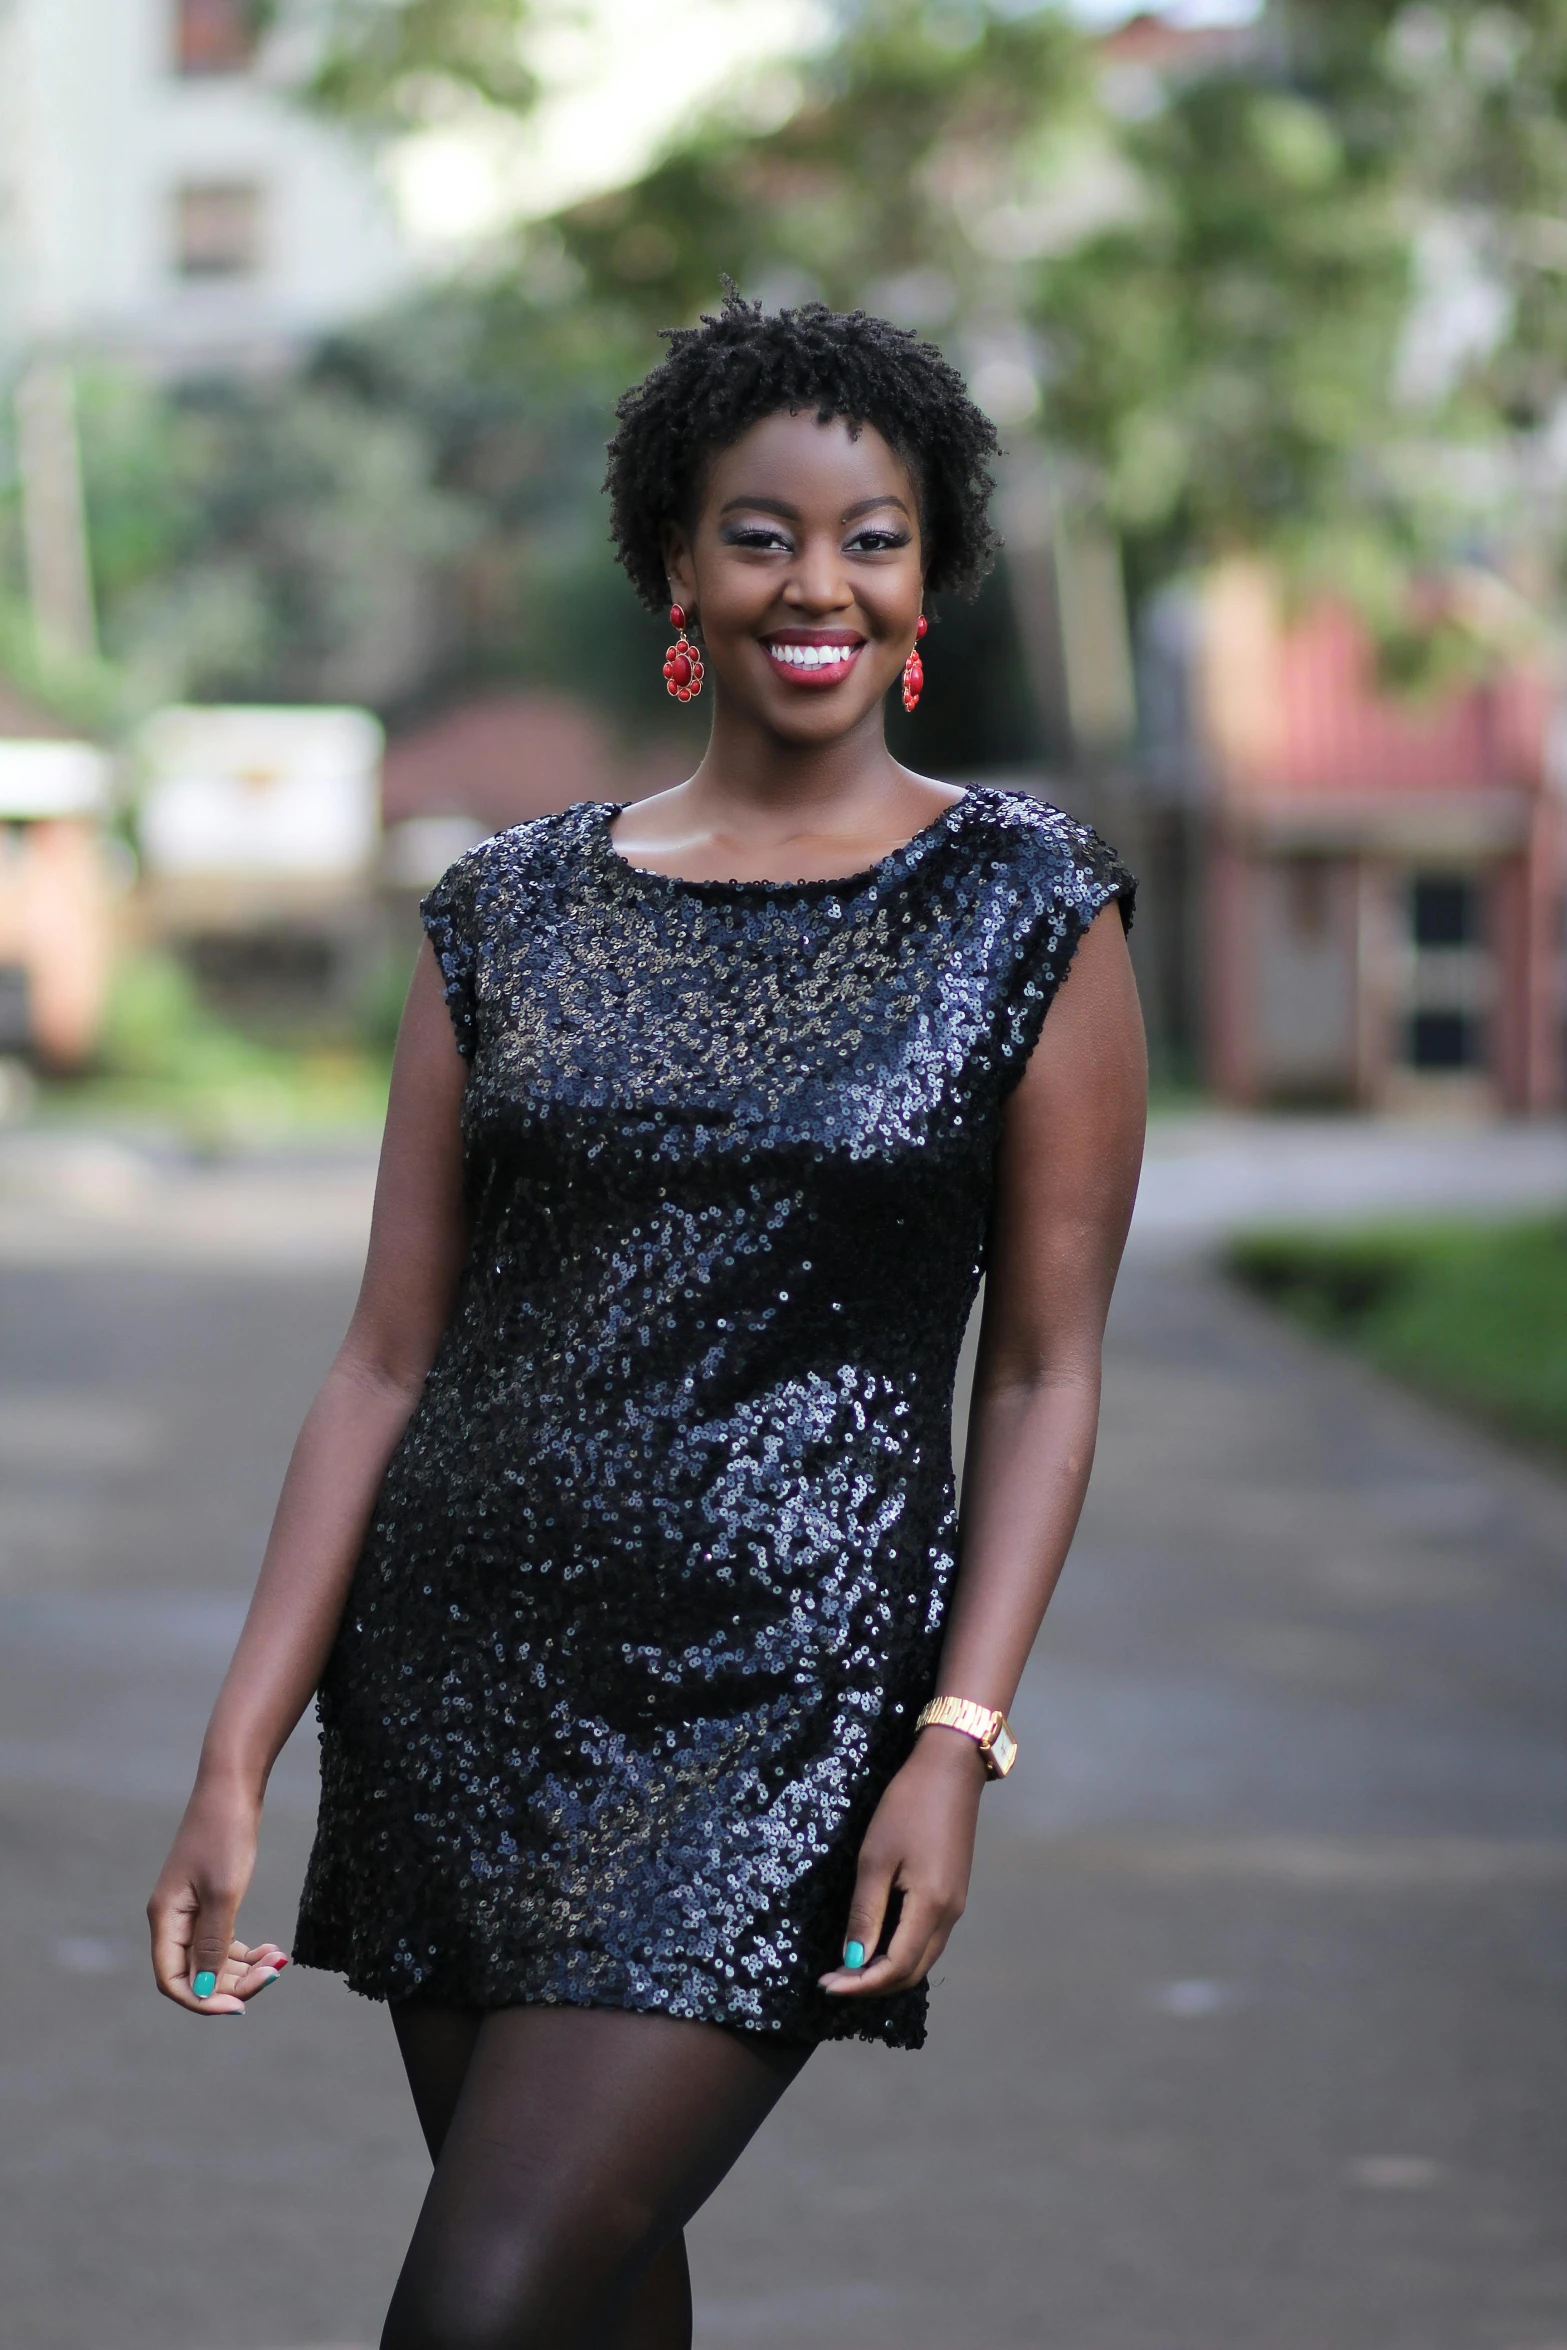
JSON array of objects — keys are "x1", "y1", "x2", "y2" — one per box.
[{"x1": 772, "y1": 643, "x2": 853, "y2": 668}]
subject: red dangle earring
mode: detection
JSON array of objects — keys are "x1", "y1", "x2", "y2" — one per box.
[
  {"x1": 901, "y1": 613, "x2": 928, "y2": 713},
  {"x1": 663, "y1": 605, "x2": 704, "y2": 702}
]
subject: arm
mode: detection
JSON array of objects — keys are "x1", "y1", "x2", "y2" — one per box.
[
  {"x1": 821, "y1": 901, "x2": 1146, "y2": 1999},
  {"x1": 147, "y1": 944, "x2": 470, "y2": 2014}
]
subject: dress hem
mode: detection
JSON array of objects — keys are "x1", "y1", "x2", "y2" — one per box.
[{"x1": 287, "y1": 1945, "x2": 926, "y2": 2051}]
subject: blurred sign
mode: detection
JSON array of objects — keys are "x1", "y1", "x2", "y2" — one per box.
[
  {"x1": 0, "y1": 740, "x2": 110, "y2": 819},
  {"x1": 137, "y1": 706, "x2": 382, "y2": 880}
]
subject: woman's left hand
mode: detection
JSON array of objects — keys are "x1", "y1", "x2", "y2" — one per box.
[{"x1": 818, "y1": 1729, "x2": 987, "y2": 1997}]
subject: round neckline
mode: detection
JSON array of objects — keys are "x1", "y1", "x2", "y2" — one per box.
[{"x1": 591, "y1": 790, "x2": 975, "y2": 903}]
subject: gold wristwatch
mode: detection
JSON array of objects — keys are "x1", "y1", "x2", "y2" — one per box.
[{"x1": 914, "y1": 1695, "x2": 1018, "y2": 1779}]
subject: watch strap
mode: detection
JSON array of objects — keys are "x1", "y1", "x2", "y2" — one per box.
[{"x1": 915, "y1": 1694, "x2": 1018, "y2": 1778}]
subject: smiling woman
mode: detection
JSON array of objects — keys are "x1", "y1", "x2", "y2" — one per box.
[
  {"x1": 148, "y1": 290, "x2": 1145, "y2": 2350},
  {"x1": 600, "y1": 293, "x2": 1001, "y2": 882}
]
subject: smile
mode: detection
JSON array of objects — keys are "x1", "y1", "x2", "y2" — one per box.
[{"x1": 763, "y1": 635, "x2": 864, "y2": 686}]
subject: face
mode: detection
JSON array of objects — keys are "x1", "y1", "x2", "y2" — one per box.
[{"x1": 662, "y1": 409, "x2": 925, "y2": 744}]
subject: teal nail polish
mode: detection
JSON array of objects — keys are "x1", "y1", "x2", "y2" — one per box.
[
  {"x1": 253, "y1": 1969, "x2": 279, "y2": 1991},
  {"x1": 844, "y1": 1941, "x2": 866, "y2": 1971},
  {"x1": 192, "y1": 1971, "x2": 217, "y2": 1999}
]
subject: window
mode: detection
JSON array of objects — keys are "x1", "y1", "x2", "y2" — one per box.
[
  {"x1": 1411, "y1": 873, "x2": 1479, "y2": 950},
  {"x1": 175, "y1": 0, "x2": 257, "y2": 75},
  {"x1": 1407, "y1": 1009, "x2": 1482, "y2": 1070},
  {"x1": 1402, "y1": 869, "x2": 1488, "y2": 1074},
  {"x1": 175, "y1": 182, "x2": 263, "y2": 279}
]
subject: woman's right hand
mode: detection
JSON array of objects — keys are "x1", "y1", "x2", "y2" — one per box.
[{"x1": 148, "y1": 1781, "x2": 285, "y2": 2015}]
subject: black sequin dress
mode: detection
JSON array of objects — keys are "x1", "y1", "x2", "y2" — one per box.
[{"x1": 294, "y1": 789, "x2": 1132, "y2": 2048}]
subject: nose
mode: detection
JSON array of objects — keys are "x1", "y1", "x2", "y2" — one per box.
[{"x1": 783, "y1": 531, "x2": 855, "y2": 616}]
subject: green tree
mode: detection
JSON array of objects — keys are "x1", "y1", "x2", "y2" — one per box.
[
  {"x1": 553, "y1": 6, "x2": 1093, "y2": 326},
  {"x1": 0, "y1": 367, "x2": 479, "y2": 712},
  {"x1": 1039, "y1": 4, "x2": 1567, "y2": 626},
  {"x1": 31, "y1": 4, "x2": 1567, "y2": 732},
  {"x1": 541, "y1": 1, "x2": 1567, "y2": 667},
  {"x1": 287, "y1": 0, "x2": 1567, "y2": 654},
  {"x1": 293, "y1": 0, "x2": 535, "y2": 123}
]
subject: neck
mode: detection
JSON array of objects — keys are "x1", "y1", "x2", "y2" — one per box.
[{"x1": 678, "y1": 693, "x2": 909, "y2": 842}]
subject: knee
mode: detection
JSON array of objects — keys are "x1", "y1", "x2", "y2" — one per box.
[
  {"x1": 382, "y1": 2193, "x2": 664, "y2": 2350},
  {"x1": 382, "y1": 2268, "x2": 517, "y2": 2350},
  {"x1": 382, "y1": 2273, "x2": 530, "y2": 2350}
]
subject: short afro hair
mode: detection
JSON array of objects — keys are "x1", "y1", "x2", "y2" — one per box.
[{"x1": 605, "y1": 289, "x2": 1001, "y2": 612}]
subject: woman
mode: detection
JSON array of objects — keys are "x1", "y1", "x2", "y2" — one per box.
[{"x1": 149, "y1": 293, "x2": 1145, "y2": 2350}]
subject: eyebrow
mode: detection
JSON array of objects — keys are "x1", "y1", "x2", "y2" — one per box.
[{"x1": 717, "y1": 493, "x2": 914, "y2": 522}]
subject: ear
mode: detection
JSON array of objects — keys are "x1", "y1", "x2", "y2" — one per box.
[{"x1": 660, "y1": 519, "x2": 696, "y2": 616}]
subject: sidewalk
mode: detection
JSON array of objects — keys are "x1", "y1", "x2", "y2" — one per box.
[
  {"x1": 1, "y1": 1121, "x2": 1564, "y2": 2346},
  {"x1": 3, "y1": 1109, "x2": 1565, "y2": 1268},
  {"x1": 1132, "y1": 1110, "x2": 1567, "y2": 1253}
]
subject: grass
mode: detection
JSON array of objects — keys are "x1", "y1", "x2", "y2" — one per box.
[
  {"x1": 36, "y1": 952, "x2": 391, "y2": 1149},
  {"x1": 1227, "y1": 1215, "x2": 1567, "y2": 1461}
]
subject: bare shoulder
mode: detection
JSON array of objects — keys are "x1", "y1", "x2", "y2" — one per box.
[
  {"x1": 891, "y1": 765, "x2": 970, "y2": 818},
  {"x1": 1051, "y1": 899, "x2": 1141, "y2": 1028},
  {"x1": 1009, "y1": 901, "x2": 1146, "y2": 1141}
]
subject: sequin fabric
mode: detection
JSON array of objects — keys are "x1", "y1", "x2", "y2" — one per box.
[{"x1": 293, "y1": 789, "x2": 1133, "y2": 2047}]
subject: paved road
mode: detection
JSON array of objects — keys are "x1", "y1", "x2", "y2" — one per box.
[
  {"x1": 1, "y1": 1129, "x2": 1564, "y2": 2350},
  {"x1": 2, "y1": 1109, "x2": 1565, "y2": 1268}
]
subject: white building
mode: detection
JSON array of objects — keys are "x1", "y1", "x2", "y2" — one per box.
[
  {"x1": 0, "y1": 0, "x2": 414, "y2": 372},
  {"x1": 137, "y1": 702, "x2": 382, "y2": 890}
]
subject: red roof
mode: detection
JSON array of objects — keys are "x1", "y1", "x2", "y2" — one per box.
[
  {"x1": 1098, "y1": 12, "x2": 1258, "y2": 71},
  {"x1": 382, "y1": 690, "x2": 688, "y2": 831},
  {"x1": 1266, "y1": 605, "x2": 1550, "y2": 800}
]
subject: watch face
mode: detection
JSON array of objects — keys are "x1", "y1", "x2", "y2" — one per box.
[{"x1": 987, "y1": 1721, "x2": 1018, "y2": 1778}]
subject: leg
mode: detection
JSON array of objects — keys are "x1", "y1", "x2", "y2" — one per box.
[
  {"x1": 393, "y1": 1998, "x2": 483, "y2": 2159},
  {"x1": 603, "y1": 2231, "x2": 693, "y2": 2350},
  {"x1": 395, "y1": 2001, "x2": 697, "y2": 2347},
  {"x1": 395, "y1": 2001, "x2": 695, "y2": 2350},
  {"x1": 384, "y1": 2001, "x2": 807, "y2": 2350},
  {"x1": 391, "y1": 2001, "x2": 694, "y2": 2348},
  {"x1": 394, "y1": 2001, "x2": 694, "y2": 2348}
]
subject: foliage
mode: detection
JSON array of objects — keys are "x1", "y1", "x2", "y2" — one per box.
[
  {"x1": 554, "y1": 6, "x2": 1093, "y2": 328},
  {"x1": 309, "y1": 275, "x2": 691, "y2": 719},
  {"x1": 48, "y1": 952, "x2": 392, "y2": 1145},
  {"x1": 1228, "y1": 1215, "x2": 1567, "y2": 1457},
  {"x1": 0, "y1": 595, "x2": 129, "y2": 735},
  {"x1": 0, "y1": 365, "x2": 480, "y2": 713},
  {"x1": 1297, "y1": 2, "x2": 1567, "y2": 431},
  {"x1": 16, "y1": 1, "x2": 1567, "y2": 733},
  {"x1": 542, "y1": 0, "x2": 1567, "y2": 671},
  {"x1": 1034, "y1": 65, "x2": 1413, "y2": 574},
  {"x1": 299, "y1": 0, "x2": 535, "y2": 125}
]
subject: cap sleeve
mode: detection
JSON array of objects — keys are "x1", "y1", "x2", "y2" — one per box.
[
  {"x1": 996, "y1": 813, "x2": 1136, "y2": 1092},
  {"x1": 421, "y1": 847, "x2": 484, "y2": 1061}
]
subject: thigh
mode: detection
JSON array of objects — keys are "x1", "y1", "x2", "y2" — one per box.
[
  {"x1": 393, "y1": 1997, "x2": 484, "y2": 2159},
  {"x1": 382, "y1": 2003, "x2": 809, "y2": 2350}
]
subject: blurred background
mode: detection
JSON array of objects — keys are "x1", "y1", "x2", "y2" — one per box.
[{"x1": 1, "y1": 4, "x2": 1566, "y2": 2347}]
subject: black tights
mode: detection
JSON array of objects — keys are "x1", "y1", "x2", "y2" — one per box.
[{"x1": 382, "y1": 1999, "x2": 811, "y2": 2350}]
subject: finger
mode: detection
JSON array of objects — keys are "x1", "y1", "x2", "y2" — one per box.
[
  {"x1": 149, "y1": 1884, "x2": 198, "y2": 2006},
  {"x1": 817, "y1": 1851, "x2": 896, "y2": 1992},
  {"x1": 229, "y1": 1948, "x2": 288, "y2": 2000},
  {"x1": 871, "y1": 1921, "x2": 948, "y2": 1995},
  {"x1": 187, "y1": 1883, "x2": 247, "y2": 2014},
  {"x1": 233, "y1": 1962, "x2": 282, "y2": 2000},
  {"x1": 150, "y1": 1897, "x2": 243, "y2": 2013},
  {"x1": 229, "y1": 1939, "x2": 288, "y2": 1974},
  {"x1": 830, "y1": 1890, "x2": 945, "y2": 1996}
]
